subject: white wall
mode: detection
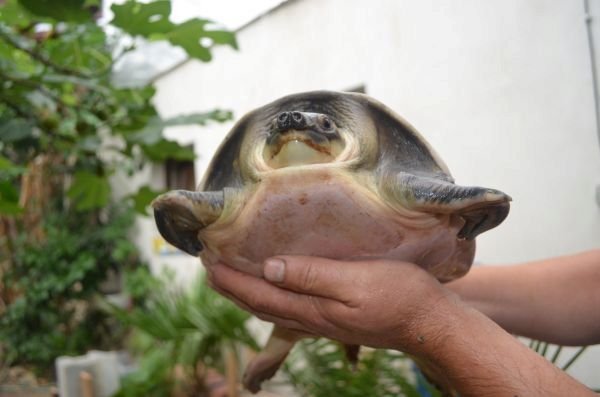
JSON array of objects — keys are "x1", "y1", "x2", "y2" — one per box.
[{"x1": 150, "y1": 0, "x2": 600, "y2": 387}]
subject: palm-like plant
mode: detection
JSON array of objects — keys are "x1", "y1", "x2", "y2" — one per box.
[
  {"x1": 106, "y1": 270, "x2": 258, "y2": 397},
  {"x1": 282, "y1": 338, "x2": 440, "y2": 397}
]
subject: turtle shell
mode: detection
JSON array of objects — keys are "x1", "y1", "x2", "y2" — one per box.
[
  {"x1": 200, "y1": 91, "x2": 453, "y2": 192},
  {"x1": 154, "y1": 90, "x2": 510, "y2": 280}
]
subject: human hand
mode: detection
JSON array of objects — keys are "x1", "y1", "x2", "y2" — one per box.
[
  {"x1": 209, "y1": 255, "x2": 600, "y2": 397},
  {"x1": 206, "y1": 256, "x2": 457, "y2": 354}
]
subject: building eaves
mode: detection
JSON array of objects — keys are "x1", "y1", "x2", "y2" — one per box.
[{"x1": 151, "y1": 0, "x2": 299, "y2": 83}]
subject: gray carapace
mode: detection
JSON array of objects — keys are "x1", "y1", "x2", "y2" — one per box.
[{"x1": 152, "y1": 90, "x2": 511, "y2": 393}]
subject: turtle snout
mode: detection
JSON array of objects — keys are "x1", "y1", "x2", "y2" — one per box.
[{"x1": 276, "y1": 111, "x2": 307, "y2": 132}]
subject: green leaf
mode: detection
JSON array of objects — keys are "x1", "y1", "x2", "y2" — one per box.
[
  {"x1": 0, "y1": 26, "x2": 43, "y2": 75},
  {"x1": 0, "y1": 0, "x2": 32, "y2": 28},
  {"x1": 0, "y1": 180, "x2": 19, "y2": 202},
  {"x1": 110, "y1": 1, "x2": 236, "y2": 61},
  {"x1": 110, "y1": 0, "x2": 175, "y2": 36},
  {"x1": 79, "y1": 110, "x2": 102, "y2": 127},
  {"x1": 162, "y1": 109, "x2": 233, "y2": 126},
  {"x1": 166, "y1": 19, "x2": 237, "y2": 61},
  {"x1": 44, "y1": 23, "x2": 109, "y2": 74},
  {"x1": 124, "y1": 119, "x2": 163, "y2": 146},
  {"x1": 114, "y1": 85, "x2": 157, "y2": 105},
  {"x1": 18, "y1": 0, "x2": 98, "y2": 22},
  {"x1": 67, "y1": 171, "x2": 110, "y2": 210},
  {"x1": 141, "y1": 139, "x2": 195, "y2": 161},
  {"x1": 57, "y1": 118, "x2": 77, "y2": 137},
  {"x1": 0, "y1": 119, "x2": 35, "y2": 143},
  {"x1": 76, "y1": 135, "x2": 102, "y2": 153},
  {"x1": 124, "y1": 110, "x2": 232, "y2": 147},
  {"x1": 40, "y1": 74, "x2": 112, "y2": 95},
  {"x1": 202, "y1": 29, "x2": 239, "y2": 50},
  {"x1": 0, "y1": 180, "x2": 22, "y2": 215},
  {"x1": 130, "y1": 185, "x2": 163, "y2": 216},
  {"x1": 0, "y1": 155, "x2": 25, "y2": 178},
  {"x1": 0, "y1": 156, "x2": 15, "y2": 170}
]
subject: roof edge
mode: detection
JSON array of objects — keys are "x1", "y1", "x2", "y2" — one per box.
[{"x1": 151, "y1": 0, "x2": 298, "y2": 83}]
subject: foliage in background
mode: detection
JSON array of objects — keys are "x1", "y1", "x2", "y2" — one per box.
[
  {"x1": 282, "y1": 339, "x2": 590, "y2": 396},
  {"x1": 283, "y1": 339, "x2": 440, "y2": 397},
  {"x1": 0, "y1": 205, "x2": 139, "y2": 373},
  {"x1": 0, "y1": 0, "x2": 236, "y2": 376},
  {"x1": 107, "y1": 271, "x2": 258, "y2": 397},
  {"x1": 110, "y1": 275, "x2": 445, "y2": 397},
  {"x1": 0, "y1": 0, "x2": 236, "y2": 215}
]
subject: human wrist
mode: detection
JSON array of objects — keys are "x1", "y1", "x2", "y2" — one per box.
[{"x1": 395, "y1": 287, "x2": 466, "y2": 357}]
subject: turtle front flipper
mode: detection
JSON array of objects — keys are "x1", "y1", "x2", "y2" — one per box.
[
  {"x1": 387, "y1": 172, "x2": 511, "y2": 240},
  {"x1": 152, "y1": 190, "x2": 224, "y2": 256}
]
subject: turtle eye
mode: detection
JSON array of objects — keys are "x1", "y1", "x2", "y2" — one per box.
[{"x1": 319, "y1": 116, "x2": 334, "y2": 131}]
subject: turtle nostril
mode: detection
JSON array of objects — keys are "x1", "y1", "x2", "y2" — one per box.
[
  {"x1": 291, "y1": 112, "x2": 307, "y2": 129},
  {"x1": 275, "y1": 112, "x2": 291, "y2": 131},
  {"x1": 291, "y1": 112, "x2": 303, "y2": 122},
  {"x1": 276, "y1": 111, "x2": 307, "y2": 131}
]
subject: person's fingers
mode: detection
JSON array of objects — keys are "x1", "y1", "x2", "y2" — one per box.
[
  {"x1": 207, "y1": 274, "x2": 311, "y2": 331},
  {"x1": 263, "y1": 255, "x2": 357, "y2": 301},
  {"x1": 207, "y1": 263, "x2": 341, "y2": 330},
  {"x1": 207, "y1": 276, "x2": 255, "y2": 312}
]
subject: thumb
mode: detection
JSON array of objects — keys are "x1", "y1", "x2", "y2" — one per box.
[{"x1": 263, "y1": 255, "x2": 355, "y2": 300}]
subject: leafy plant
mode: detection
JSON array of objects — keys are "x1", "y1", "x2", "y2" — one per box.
[
  {"x1": 283, "y1": 339, "x2": 440, "y2": 397},
  {"x1": 0, "y1": 205, "x2": 140, "y2": 373},
  {"x1": 0, "y1": 0, "x2": 237, "y2": 377},
  {"x1": 107, "y1": 271, "x2": 258, "y2": 397},
  {"x1": 112, "y1": 271, "x2": 442, "y2": 397},
  {"x1": 110, "y1": 0, "x2": 237, "y2": 62},
  {"x1": 0, "y1": 0, "x2": 236, "y2": 215}
]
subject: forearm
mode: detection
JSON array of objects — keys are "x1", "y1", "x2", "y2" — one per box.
[
  {"x1": 446, "y1": 249, "x2": 600, "y2": 345},
  {"x1": 208, "y1": 256, "x2": 596, "y2": 395},
  {"x1": 409, "y1": 295, "x2": 595, "y2": 397}
]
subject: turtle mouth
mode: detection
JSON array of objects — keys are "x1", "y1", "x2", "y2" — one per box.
[
  {"x1": 264, "y1": 131, "x2": 343, "y2": 169},
  {"x1": 263, "y1": 111, "x2": 345, "y2": 169}
]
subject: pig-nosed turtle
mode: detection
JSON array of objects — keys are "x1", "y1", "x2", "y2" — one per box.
[{"x1": 152, "y1": 90, "x2": 510, "y2": 392}]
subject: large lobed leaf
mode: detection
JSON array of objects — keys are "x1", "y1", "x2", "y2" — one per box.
[{"x1": 110, "y1": 0, "x2": 238, "y2": 61}]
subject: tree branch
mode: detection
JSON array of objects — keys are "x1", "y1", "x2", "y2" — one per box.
[
  {"x1": 0, "y1": 25, "x2": 91, "y2": 79},
  {"x1": 0, "y1": 96, "x2": 31, "y2": 121},
  {"x1": 0, "y1": 94, "x2": 55, "y2": 138},
  {"x1": 0, "y1": 70, "x2": 67, "y2": 108}
]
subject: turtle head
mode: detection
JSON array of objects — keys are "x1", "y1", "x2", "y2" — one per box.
[
  {"x1": 231, "y1": 92, "x2": 378, "y2": 180},
  {"x1": 262, "y1": 111, "x2": 345, "y2": 168},
  {"x1": 200, "y1": 91, "x2": 439, "y2": 190}
]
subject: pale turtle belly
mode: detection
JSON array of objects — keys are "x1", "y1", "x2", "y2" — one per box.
[{"x1": 200, "y1": 168, "x2": 474, "y2": 281}]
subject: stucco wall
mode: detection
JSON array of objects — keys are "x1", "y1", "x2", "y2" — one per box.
[{"x1": 149, "y1": 0, "x2": 600, "y2": 387}]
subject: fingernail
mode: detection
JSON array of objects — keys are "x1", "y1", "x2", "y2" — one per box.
[{"x1": 264, "y1": 258, "x2": 285, "y2": 283}]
